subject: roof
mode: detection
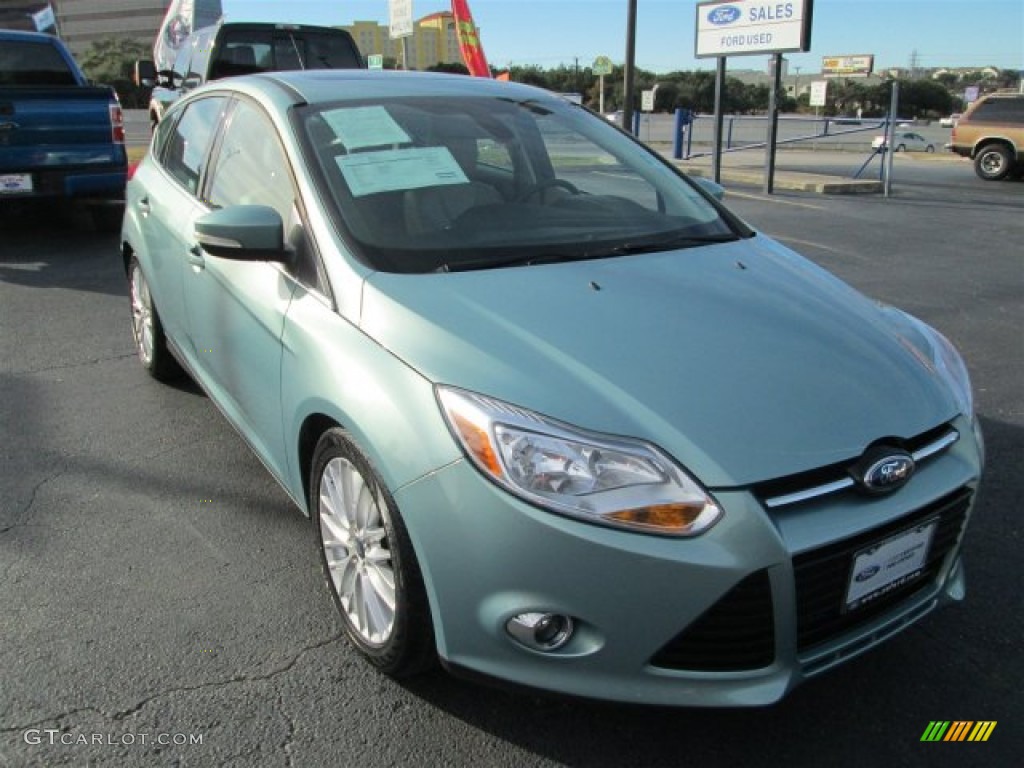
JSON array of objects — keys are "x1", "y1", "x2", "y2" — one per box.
[{"x1": 257, "y1": 69, "x2": 555, "y2": 107}]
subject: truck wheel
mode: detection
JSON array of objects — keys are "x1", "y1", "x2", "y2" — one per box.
[{"x1": 974, "y1": 144, "x2": 1012, "y2": 181}]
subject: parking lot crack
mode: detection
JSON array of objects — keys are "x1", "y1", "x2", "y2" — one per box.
[
  {"x1": 0, "y1": 468, "x2": 66, "y2": 535},
  {"x1": 278, "y1": 693, "x2": 297, "y2": 768},
  {"x1": 11, "y1": 352, "x2": 135, "y2": 376}
]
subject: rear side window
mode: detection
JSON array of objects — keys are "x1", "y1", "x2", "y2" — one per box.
[
  {"x1": 209, "y1": 29, "x2": 362, "y2": 79},
  {"x1": 161, "y1": 97, "x2": 226, "y2": 195},
  {"x1": 967, "y1": 98, "x2": 1024, "y2": 123},
  {"x1": 0, "y1": 41, "x2": 76, "y2": 86}
]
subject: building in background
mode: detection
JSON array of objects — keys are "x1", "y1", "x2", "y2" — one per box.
[
  {"x1": 0, "y1": 0, "x2": 167, "y2": 60},
  {"x1": 344, "y1": 11, "x2": 462, "y2": 70}
]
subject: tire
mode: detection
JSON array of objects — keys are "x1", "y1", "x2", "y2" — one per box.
[
  {"x1": 896, "y1": 144, "x2": 906, "y2": 152},
  {"x1": 128, "y1": 256, "x2": 181, "y2": 381},
  {"x1": 91, "y1": 204, "x2": 123, "y2": 234},
  {"x1": 311, "y1": 428, "x2": 435, "y2": 677},
  {"x1": 925, "y1": 145, "x2": 935, "y2": 153},
  {"x1": 974, "y1": 144, "x2": 1013, "y2": 181}
]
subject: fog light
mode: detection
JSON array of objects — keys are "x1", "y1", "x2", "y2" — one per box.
[{"x1": 506, "y1": 612, "x2": 575, "y2": 651}]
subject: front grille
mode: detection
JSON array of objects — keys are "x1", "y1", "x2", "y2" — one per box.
[
  {"x1": 793, "y1": 487, "x2": 971, "y2": 653},
  {"x1": 650, "y1": 570, "x2": 775, "y2": 671},
  {"x1": 754, "y1": 423, "x2": 958, "y2": 509}
]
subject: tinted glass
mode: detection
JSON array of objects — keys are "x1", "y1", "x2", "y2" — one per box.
[
  {"x1": 0, "y1": 41, "x2": 75, "y2": 86},
  {"x1": 210, "y1": 29, "x2": 361, "y2": 79},
  {"x1": 161, "y1": 97, "x2": 226, "y2": 194},
  {"x1": 302, "y1": 95, "x2": 740, "y2": 273},
  {"x1": 968, "y1": 98, "x2": 1024, "y2": 123}
]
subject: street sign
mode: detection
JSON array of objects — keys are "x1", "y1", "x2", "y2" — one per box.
[
  {"x1": 641, "y1": 89, "x2": 655, "y2": 112},
  {"x1": 389, "y1": 0, "x2": 414, "y2": 39},
  {"x1": 592, "y1": 56, "x2": 613, "y2": 76},
  {"x1": 368, "y1": 54, "x2": 384, "y2": 70},
  {"x1": 695, "y1": 0, "x2": 813, "y2": 58},
  {"x1": 809, "y1": 80, "x2": 827, "y2": 107},
  {"x1": 964, "y1": 86, "x2": 980, "y2": 103}
]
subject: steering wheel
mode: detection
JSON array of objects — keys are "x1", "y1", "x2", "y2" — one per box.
[{"x1": 517, "y1": 178, "x2": 580, "y2": 203}]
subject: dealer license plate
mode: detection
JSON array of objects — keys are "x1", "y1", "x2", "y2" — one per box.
[
  {"x1": 844, "y1": 518, "x2": 938, "y2": 612},
  {"x1": 0, "y1": 174, "x2": 33, "y2": 194}
]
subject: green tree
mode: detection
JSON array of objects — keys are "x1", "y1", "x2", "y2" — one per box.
[{"x1": 79, "y1": 37, "x2": 149, "y2": 108}]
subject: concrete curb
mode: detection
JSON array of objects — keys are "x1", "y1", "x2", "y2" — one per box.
[{"x1": 670, "y1": 161, "x2": 883, "y2": 195}]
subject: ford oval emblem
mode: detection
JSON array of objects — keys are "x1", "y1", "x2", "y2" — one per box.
[
  {"x1": 854, "y1": 448, "x2": 915, "y2": 494},
  {"x1": 855, "y1": 565, "x2": 881, "y2": 582},
  {"x1": 707, "y1": 5, "x2": 742, "y2": 25}
]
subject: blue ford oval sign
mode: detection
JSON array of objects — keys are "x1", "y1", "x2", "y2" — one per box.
[
  {"x1": 707, "y1": 5, "x2": 742, "y2": 25},
  {"x1": 861, "y1": 452, "x2": 915, "y2": 493},
  {"x1": 855, "y1": 565, "x2": 881, "y2": 582}
]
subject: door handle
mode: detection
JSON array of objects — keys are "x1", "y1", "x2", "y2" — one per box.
[
  {"x1": 187, "y1": 244, "x2": 205, "y2": 270},
  {"x1": 137, "y1": 197, "x2": 151, "y2": 216}
]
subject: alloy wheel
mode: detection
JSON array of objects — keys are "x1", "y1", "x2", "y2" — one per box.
[{"x1": 318, "y1": 457, "x2": 396, "y2": 646}]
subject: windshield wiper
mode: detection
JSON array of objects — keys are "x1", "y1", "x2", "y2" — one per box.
[{"x1": 433, "y1": 234, "x2": 739, "y2": 273}]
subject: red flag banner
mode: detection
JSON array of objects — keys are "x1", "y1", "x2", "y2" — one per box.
[{"x1": 451, "y1": 0, "x2": 491, "y2": 78}]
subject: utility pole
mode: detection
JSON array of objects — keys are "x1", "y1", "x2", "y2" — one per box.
[{"x1": 622, "y1": 0, "x2": 637, "y2": 135}]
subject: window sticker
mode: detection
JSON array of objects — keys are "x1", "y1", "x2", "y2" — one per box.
[
  {"x1": 336, "y1": 147, "x2": 469, "y2": 197},
  {"x1": 322, "y1": 106, "x2": 412, "y2": 151}
]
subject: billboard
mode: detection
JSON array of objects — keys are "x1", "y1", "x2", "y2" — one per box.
[
  {"x1": 695, "y1": 0, "x2": 814, "y2": 58},
  {"x1": 821, "y1": 54, "x2": 875, "y2": 78}
]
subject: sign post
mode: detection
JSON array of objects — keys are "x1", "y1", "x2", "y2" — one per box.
[
  {"x1": 389, "y1": 0, "x2": 414, "y2": 70},
  {"x1": 695, "y1": 0, "x2": 815, "y2": 192},
  {"x1": 593, "y1": 55, "x2": 613, "y2": 115}
]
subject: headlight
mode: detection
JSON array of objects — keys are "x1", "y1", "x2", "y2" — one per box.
[
  {"x1": 436, "y1": 386, "x2": 722, "y2": 536},
  {"x1": 891, "y1": 310, "x2": 975, "y2": 418}
]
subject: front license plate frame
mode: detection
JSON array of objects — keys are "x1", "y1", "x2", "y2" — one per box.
[
  {"x1": 0, "y1": 173, "x2": 34, "y2": 195},
  {"x1": 844, "y1": 518, "x2": 938, "y2": 612}
]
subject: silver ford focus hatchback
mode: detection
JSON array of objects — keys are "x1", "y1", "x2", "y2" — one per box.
[{"x1": 120, "y1": 70, "x2": 984, "y2": 706}]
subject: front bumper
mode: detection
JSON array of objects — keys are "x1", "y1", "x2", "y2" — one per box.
[{"x1": 396, "y1": 416, "x2": 982, "y2": 707}]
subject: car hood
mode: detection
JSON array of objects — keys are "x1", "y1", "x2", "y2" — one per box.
[{"x1": 360, "y1": 236, "x2": 957, "y2": 487}]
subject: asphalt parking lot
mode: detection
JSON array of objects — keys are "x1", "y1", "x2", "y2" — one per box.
[{"x1": 1, "y1": 164, "x2": 1021, "y2": 766}]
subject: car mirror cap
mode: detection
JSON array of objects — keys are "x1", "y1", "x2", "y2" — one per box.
[{"x1": 195, "y1": 205, "x2": 287, "y2": 262}]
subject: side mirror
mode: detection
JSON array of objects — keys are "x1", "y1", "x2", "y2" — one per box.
[
  {"x1": 692, "y1": 176, "x2": 726, "y2": 201},
  {"x1": 134, "y1": 59, "x2": 156, "y2": 87},
  {"x1": 155, "y1": 69, "x2": 178, "y2": 88},
  {"x1": 194, "y1": 205, "x2": 287, "y2": 262}
]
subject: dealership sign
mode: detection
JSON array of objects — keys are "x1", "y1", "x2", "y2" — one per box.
[
  {"x1": 695, "y1": 0, "x2": 813, "y2": 58},
  {"x1": 822, "y1": 54, "x2": 875, "y2": 78}
]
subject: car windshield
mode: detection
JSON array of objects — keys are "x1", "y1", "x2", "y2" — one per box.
[{"x1": 300, "y1": 94, "x2": 745, "y2": 273}]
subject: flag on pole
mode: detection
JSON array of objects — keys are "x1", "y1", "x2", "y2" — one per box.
[
  {"x1": 450, "y1": 0, "x2": 491, "y2": 78},
  {"x1": 153, "y1": 0, "x2": 223, "y2": 73},
  {"x1": 31, "y1": 4, "x2": 56, "y2": 32}
]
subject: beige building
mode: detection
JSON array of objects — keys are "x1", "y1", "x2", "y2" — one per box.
[
  {"x1": 344, "y1": 11, "x2": 463, "y2": 70},
  {"x1": 0, "y1": 0, "x2": 167, "y2": 60}
]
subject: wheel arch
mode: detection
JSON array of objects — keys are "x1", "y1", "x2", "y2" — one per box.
[{"x1": 972, "y1": 136, "x2": 1018, "y2": 159}]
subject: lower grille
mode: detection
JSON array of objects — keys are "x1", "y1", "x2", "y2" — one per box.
[
  {"x1": 650, "y1": 570, "x2": 775, "y2": 671},
  {"x1": 794, "y1": 487, "x2": 971, "y2": 653}
]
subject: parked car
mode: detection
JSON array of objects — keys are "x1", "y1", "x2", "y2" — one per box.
[
  {"x1": 871, "y1": 131, "x2": 936, "y2": 153},
  {"x1": 939, "y1": 113, "x2": 961, "y2": 128},
  {"x1": 0, "y1": 29, "x2": 126, "y2": 231},
  {"x1": 135, "y1": 21, "x2": 364, "y2": 128},
  {"x1": 121, "y1": 70, "x2": 983, "y2": 707},
  {"x1": 949, "y1": 93, "x2": 1024, "y2": 180}
]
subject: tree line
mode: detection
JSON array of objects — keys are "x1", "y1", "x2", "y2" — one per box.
[{"x1": 76, "y1": 36, "x2": 1019, "y2": 120}]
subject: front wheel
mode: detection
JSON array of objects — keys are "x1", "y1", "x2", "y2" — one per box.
[
  {"x1": 974, "y1": 144, "x2": 1013, "y2": 181},
  {"x1": 925, "y1": 145, "x2": 935, "y2": 153},
  {"x1": 312, "y1": 428, "x2": 434, "y2": 677}
]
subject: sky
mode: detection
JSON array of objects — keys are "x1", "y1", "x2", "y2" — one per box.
[{"x1": 220, "y1": 0, "x2": 1024, "y2": 74}]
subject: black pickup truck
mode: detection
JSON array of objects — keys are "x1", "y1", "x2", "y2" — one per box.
[
  {"x1": 137, "y1": 21, "x2": 365, "y2": 129},
  {"x1": 0, "y1": 29, "x2": 127, "y2": 231}
]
